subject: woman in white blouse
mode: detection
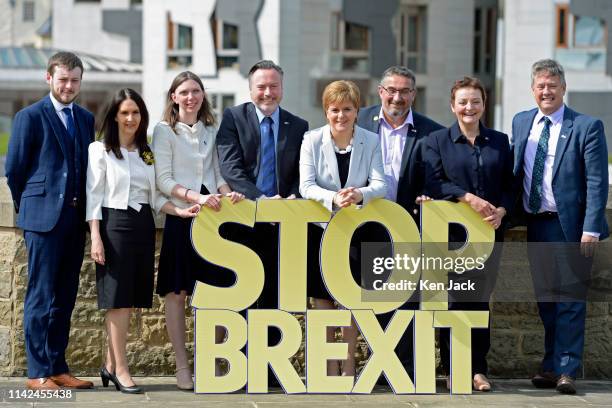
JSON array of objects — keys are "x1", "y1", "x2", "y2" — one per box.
[
  {"x1": 86, "y1": 89, "x2": 200, "y2": 393},
  {"x1": 152, "y1": 71, "x2": 243, "y2": 390},
  {"x1": 299, "y1": 80, "x2": 386, "y2": 376}
]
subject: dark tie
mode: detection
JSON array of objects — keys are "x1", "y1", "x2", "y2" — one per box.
[
  {"x1": 258, "y1": 116, "x2": 277, "y2": 197},
  {"x1": 62, "y1": 107, "x2": 75, "y2": 139},
  {"x1": 528, "y1": 117, "x2": 552, "y2": 213}
]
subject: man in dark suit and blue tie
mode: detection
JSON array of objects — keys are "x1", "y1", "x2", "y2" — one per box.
[
  {"x1": 216, "y1": 61, "x2": 308, "y2": 387},
  {"x1": 512, "y1": 59, "x2": 609, "y2": 394},
  {"x1": 5, "y1": 52, "x2": 95, "y2": 390}
]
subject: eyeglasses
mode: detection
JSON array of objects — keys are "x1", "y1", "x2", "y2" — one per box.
[{"x1": 380, "y1": 85, "x2": 415, "y2": 97}]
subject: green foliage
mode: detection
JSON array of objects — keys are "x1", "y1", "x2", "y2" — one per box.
[{"x1": 0, "y1": 133, "x2": 8, "y2": 156}]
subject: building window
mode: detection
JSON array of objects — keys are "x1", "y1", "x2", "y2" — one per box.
[
  {"x1": 209, "y1": 93, "x2": 235, "y2": 122},
  {"x1": 555, "y1": 8, "x2": 606, "y2": 71},
  {"x1": 211, "y1": 14, "x2": 239, "y2": 70},
  {"x1": 23, "y1": 1, "x2": 34, "y2": 22},
  {"x1": 473, "y1": 6, "x2": 496, "y2": 75},
  {"x1": 556, "y1": 4, "x2": 569, "y2": 47},
  {"x1": 167, "y1": 13, "x2": 193, "y2": 69},
  {"x1": 413, "y1": 87, "x2": 426, "y2": 115},
  {"x1": 574, "y1": 16, "x2": 606, "y2": 47},
  {"x1": 396, "y1": 6, "x2": 427, "y2": 73},
  {"x1": 330, "y1": 13, "x2": 370, "y2": 73}
]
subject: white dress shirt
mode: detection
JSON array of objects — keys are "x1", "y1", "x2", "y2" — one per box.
[
  {"x1": 49, "y1": 92, "x2": 74, "y2": 130},
  {"x1": 152, "y1": 121, "x2": 227, "y2": 208},
  {"x1": 127, "y1": 150, "x2": 150, "y2": 210},
  {"x1": 378, "y1": 108, "x2": 413, "y2": 202},
  {"x1": 522, "y1": 105, "x2": 564, "y2": 213},
  {"x1": 522, "y1": 105, "x2": 598, "y2": 237}
]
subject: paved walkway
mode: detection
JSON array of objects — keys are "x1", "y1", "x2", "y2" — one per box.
[{"x1": 1, "y1": 377, "x2": 612, "y2": 407}]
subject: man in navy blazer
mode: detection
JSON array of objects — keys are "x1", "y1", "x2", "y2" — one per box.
[
  {"x1": 216, "y1": 61, "x2": 308, "y2": 387},
  {"x1": 357, "y1": 66, "x2": 443, "y2": 219},
  {"x1": 356, "y1": 66, "x2": 443, "y2": 382},
  {"x1": 5, "y1": 52, "x2": 95, "y2": 390},
  {"x1": 512, "y1": 59, "x2": 609, "y2": 394}
]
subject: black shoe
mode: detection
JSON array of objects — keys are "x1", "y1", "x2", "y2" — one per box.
[
  {"x1": 556, "y1": 375, "x2": 576, "y2": 394},
  {"x1": 100, "y1": 366, "x2": 143, "y2": 394},
  {"x1": 100, "y1": 366, "x2": 117, "y2": 390},
  {"x1": 531, "y1": 371, "x2": 557, "y2": 388}
]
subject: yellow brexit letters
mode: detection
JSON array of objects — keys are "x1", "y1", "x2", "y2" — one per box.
[{"x1": 191, "y1": 198, "x2": 494, "y2": 394}]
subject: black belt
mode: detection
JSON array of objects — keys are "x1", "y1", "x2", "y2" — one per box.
[{"x1": 528, "y1": 211, "x2": 558, "y2": 219}]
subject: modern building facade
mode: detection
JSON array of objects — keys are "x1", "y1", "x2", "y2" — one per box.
[
  {"x1": 498, "y1": 0, "x2": 612, "y2": 154},
  {"x1": 0, "y1": 0, "x2": 610, "y2": 153}
]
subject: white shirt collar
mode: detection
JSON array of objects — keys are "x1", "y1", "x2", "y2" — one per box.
[
  {"x1": 254, "y1": 105, "x2": 280, "y2": 124},
  {"x1": 378, "y1": 107, "x2": 413, "y2": 128},
  {"x1": 535, "y1": 104, "x2": 564, "y2": 126},
  {"x1": 49, "y1": 92, "x2": 73, "y2": 113}
]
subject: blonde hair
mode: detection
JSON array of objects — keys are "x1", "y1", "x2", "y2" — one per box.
[{"x1": 322, "y1": 80, "x2": 360, "y2": 112}]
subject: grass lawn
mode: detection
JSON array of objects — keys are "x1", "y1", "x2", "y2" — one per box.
[
  {"x1": 609, "y1": 154, "x2": 612, "y2": 164},
  {"x1": 0, "y1": 132, "x2": 8, "y2": 156}
]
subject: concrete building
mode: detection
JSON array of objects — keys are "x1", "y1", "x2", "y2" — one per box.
[
  {"x1": 497, "y1": 0, "x2": 612, "y2": 154},
  {"x1": 0, "y1": 0, "x2": 52, "y2": 48},
  {"x1": 2, "y1": 0, "x2": 611, "y2": 153},
  {"x1": 141, "y1": 0, "x2": 497, "y2": 131}
]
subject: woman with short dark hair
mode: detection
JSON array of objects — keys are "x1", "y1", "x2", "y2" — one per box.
[{"x1": 424, "y1": 77, "x2": 514, "y2": 391}]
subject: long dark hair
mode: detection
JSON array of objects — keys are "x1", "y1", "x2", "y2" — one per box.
[
  {"x1": 98, "y1": 88, "x2": 151, "y2": 162},
  {"x1": 162, "y1": 71, "x2": 215, "y2": 131}
]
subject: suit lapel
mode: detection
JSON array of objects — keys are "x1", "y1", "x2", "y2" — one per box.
[
  {"x1": 370, "y1": 109, "x2": 381, "y2": 133},
  {"x1": 276, "y1": 108, "x2": 290, "y2": 181},
  {"x1": 246, "y1": 103, "x2": 262, "y2": 170},
  {"x1": 322, "y1": 125, "x2": 341, "y2": 189},
  {"x1": 399, "y1": 121, "x2": 418, "y2": 184},
  {"x1": 144, "y1": 158, "x2": 156, "y2": 201},
  {"x1": 516, "y1": 109, "x2": 538, "y2": 172},
  {"x1": 346, "y1": 128, "x2": 364, "y2": 188},
  {"x1": 552, "y1": 107, "x2": 574, "y2": 180},
  {"x1": 42, "y1": 97, "x2": 68, "y2": 159}
]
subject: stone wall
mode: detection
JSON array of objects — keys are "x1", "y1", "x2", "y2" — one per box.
[{"x1": 0, "y1": 177, "x2": 610, "y2": 378}]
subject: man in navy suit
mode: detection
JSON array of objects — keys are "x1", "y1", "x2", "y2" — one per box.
[
  {"x1": 6, "y1": 52, "x2": 95, "y2": 390},
  {"x1": 512, "y1": 59, "x2": 609, "y2": 394},
  {"x1": 216, "y1": 60, "x2": 308, "y2": 387},
  {"x1": 357, "y1": 66, "x2": 443, "y2": 219},
  {"x1": 357, "y1": 66, "x2": 443, "y2": 383}
]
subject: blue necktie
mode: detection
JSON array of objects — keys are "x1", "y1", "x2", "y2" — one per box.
[
  {"x1": 62, "y1": 107, "x2": 75, "y2": 139},
  {"x1": 258, "y1": 116, "x2": 277, "y2": 197},
  {"x1": 528, "y1": 117, "x2": 552, "y2": 213}
]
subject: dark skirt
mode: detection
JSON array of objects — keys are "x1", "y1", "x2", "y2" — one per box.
[
  {"x1": 156, "y1": 186, "x2": 235, "y2": 296},
  {"x1": 96, "y1": 205, "x2": 155, "y2": 309}
]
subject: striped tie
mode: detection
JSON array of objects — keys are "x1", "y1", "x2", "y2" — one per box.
[
  {"x1": 258, "y1": 116, "x2": 277, "y2": 197},
  {"x1": 528, "y1": 117, "x2": 551, "y2": 213}
]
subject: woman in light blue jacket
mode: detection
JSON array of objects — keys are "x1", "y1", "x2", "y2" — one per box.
[{"x1": 299, "y1": 80, "x2": 386, "y2": 376}]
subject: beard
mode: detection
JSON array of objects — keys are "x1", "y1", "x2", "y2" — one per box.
[
  {"x1": 51, "y1": 88, "x2": 78, "y2": 105},
  {"x1": 385, "y1": 103, "x2": 409, "y2": 119}
]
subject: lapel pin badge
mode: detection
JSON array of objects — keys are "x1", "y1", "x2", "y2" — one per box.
[
  {"x1": 284, "y1": 121, "x2": 290, "y2": 125},
  {"x1": 561, "y1": 134, "x2": 567, "y2": 139}
]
